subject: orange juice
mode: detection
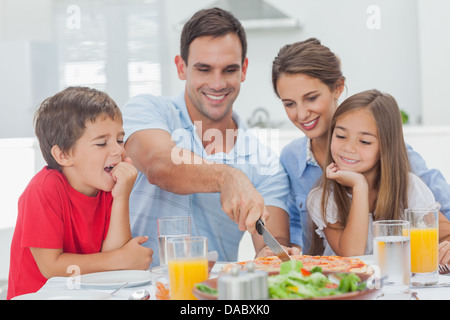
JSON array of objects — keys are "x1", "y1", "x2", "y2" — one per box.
[
  {"x1": 168, "y1": 258, "x2": 208, "y2": 300},
  {"x1": 410, "y1": 227, "x2": 438, "y2": 273}
]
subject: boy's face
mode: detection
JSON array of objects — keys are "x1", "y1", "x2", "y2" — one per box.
[{"x1": 63, "y1": 116, "x2": 125, "y2": 197}]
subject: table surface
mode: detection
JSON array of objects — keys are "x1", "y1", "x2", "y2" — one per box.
[{"x1": 14, "y1": 256, "x2": 450, "y2": 300}]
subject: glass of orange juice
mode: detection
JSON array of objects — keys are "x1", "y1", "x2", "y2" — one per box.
[
  {"x1": 405, "y1": 204, "x2": 440, "y2": 286},
  {"x1": 167, "y1": 236, "x2": 208, "y2": 300}
]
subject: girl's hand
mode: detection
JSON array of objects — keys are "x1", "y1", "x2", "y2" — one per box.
[
  {"x1": 326, "y1": 162, "x2": 367, "y2": 189},
  {"x1": 110, "y1": 157, "x2": 138, "y2": 200},
  {"x1": 255, "y1": 245, "x2": 302, "y2": 258},
  {"x1": 439, "y1": 241, "x2": 450, "y2": 266}
]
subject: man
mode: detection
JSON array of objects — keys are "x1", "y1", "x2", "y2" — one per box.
[{"x1": 122, "y1": 8, "x2": 299, "y2": 266}]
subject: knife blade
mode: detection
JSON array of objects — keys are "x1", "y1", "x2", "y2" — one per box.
[{"x1": 256, "y1": 218, "x2": 291, "y2": 262}]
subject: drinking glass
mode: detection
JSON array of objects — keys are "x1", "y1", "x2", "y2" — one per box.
[
  {"x1": 157, "y1": 216, "x2": 191, "y2": 266},
  {"x1": 405, "y1": 205, "x2": 440, "y2": 286},
  {"x1": 150, "y1": 265, "x2": 170, "y2": 300},
  {"x1": 167, "y1": 236, "x2": 208, "y2": 300},
  {"x1": 373, "y1": 220, "x2": 411, "y2": 297}
]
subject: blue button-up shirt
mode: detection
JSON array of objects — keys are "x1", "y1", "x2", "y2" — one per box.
[
  {"x1": 122, "y1": 92, "x2": 290, "y2": 267},
  {"x1": 281, "y1": 136, "x2": 450, "y2": 254}
]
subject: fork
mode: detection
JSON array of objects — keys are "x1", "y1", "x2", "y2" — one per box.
[{"x1": 439, "y1": 264, "x2": 450, "y2": 275}]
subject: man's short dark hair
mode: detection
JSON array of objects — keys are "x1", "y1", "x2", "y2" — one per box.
[{"x1": 180, "y1": 7, "x2": 247, "y2": 65}]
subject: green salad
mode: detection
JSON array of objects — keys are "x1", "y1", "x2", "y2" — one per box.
[
  {"x1": 268, "y1": 260, "x2": 365, "y2": 299},
  {"x1": 195, "y1": 260, "x2": 367, "y2": 299}
]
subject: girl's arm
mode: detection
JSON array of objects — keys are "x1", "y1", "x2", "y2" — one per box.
[
  {"x1": 102, "y1": 158, "x2": 137, "y2": 252},
  {"x1": 323, "y1": 163, "x2": 370, "y2": 256}
]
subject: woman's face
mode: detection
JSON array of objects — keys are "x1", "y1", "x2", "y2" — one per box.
[{"x1": 276, "y1": 73, "x2": 343, "y2": 141}]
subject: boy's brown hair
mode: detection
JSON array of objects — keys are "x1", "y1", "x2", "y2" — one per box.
[{"x1": 34, "y1": 86, "x2": 122, "y2": 171}]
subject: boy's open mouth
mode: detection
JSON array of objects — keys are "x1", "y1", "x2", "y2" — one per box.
[{"x1": 104, "y1": 165, "x2": 115, "y2": 173}]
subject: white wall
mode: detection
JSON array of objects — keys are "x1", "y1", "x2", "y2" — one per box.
[
  {"x1": 2, "y1": 0, "x2": 450, "y2": 140},
  {"x1": 159, "y1": 0, "x2": 425, "y2": 128},
  {"x1": 417, "y1": 0, "x2": 450, "y2": 126}
]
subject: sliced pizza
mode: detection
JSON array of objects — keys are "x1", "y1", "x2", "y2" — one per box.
[{"x1": 223, "y1": 255, "x2": 371, "y2": 275}]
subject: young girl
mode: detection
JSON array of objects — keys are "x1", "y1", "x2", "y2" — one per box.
[
  {"x1": 272, "y1": 38, "x2": 450, "y2": 261},
  {"x1": 307, "y1": 90, "x2": 435, "y2": 256}
]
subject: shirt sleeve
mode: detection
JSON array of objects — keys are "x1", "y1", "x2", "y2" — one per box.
[
  {"x1": 307, "y1": 187, "x2": 339, "y2": 238},
  {"x1": 19, "y1": 181, "x2": 65, "y2": 249},
  {"x1": 407, "y1": 172, "x2": 436, "y2": 209},
  {"x1": 250, "y1": 153, "x2": 290, "y2": 213},
  {"x1": 122, "y1": 94, "x2": 173, "y2": 141},
  {"x1": 407, "y1": 143, "x2": 450, "y2": 219}
]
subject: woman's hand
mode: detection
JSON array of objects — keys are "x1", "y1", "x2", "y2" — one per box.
[{"x1": 439, "y1": 241, "x2": 450, "y2": 266}]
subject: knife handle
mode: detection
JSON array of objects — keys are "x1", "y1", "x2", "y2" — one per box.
[{"x1": 256, "y1": 218, "x2": 264, "y2": 235}]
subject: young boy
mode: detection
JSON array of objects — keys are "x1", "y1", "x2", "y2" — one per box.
[{"x1": 7, "y1": 87, "x2": 153, "y2": 299}]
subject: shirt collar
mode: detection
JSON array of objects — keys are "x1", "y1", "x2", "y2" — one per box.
[
  {"x1": 306, "y1": 138, "x2": 319, "y2": 167},
  {"x1": 171, "y1": 91, "x2": 256, "y2": 158}
]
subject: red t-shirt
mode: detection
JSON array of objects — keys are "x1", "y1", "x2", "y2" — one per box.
[{"x1": 7, "y1": 167, "x2": 112, "y2": 299}]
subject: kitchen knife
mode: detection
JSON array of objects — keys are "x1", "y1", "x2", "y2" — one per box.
[{"x1": 256, "y1": 218, "x2": 291, "y2": 262}]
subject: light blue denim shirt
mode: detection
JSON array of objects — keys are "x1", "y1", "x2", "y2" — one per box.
[
  {"x1": 281, "y1": 136, "x2": 450, "y2": 254},
  {"x1": 122, "y1": 92, "x2": 290, "y2": 267}
]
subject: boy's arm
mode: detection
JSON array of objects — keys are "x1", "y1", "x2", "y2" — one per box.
[
  {"x1": 101, "y1": 158, "x2": 137, "y2": 252},
  {"x1": 30, "y1": 236, "x2": 152, "y2": 278}
]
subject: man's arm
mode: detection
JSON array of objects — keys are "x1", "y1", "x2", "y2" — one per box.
[{"x1": 125, "y1": 128, "x2": 268, "y2": 233}]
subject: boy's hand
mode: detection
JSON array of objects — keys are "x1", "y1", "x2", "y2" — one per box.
[
  {"x1": 110, "y1": 157, "x2": 138, "y2": 199},
  {"x1": 120, "y1": 236, "x2": 153, "y2": 270}
]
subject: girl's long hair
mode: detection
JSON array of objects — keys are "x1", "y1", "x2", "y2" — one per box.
[
  {"x1": 322, "y1": 89, "x2": 410, "y2": 225},
  {"x1": 309, "y1": 90, "x2": 410, "y2": 255}
]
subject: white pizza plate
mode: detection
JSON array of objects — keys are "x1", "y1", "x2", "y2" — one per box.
[
  {"x1": 79, "y1": 270, "x2": 151, "y2": 289},
  {"x1": 351, "y1": 255, "x2": 374, "y2": 266}
]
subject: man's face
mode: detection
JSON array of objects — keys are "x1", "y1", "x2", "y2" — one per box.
[{"x1": 176, "y1": 33, "x2": 248, "y2": 123}]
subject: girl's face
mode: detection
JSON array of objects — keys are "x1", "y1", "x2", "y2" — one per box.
[
  {"x1": 276, "y1": 73, "x2": 343, "y2": 141},
  {"x1": 330, "y1": 108, "x2": 380, "y2": 176}
]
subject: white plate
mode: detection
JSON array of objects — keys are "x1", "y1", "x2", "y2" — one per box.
[
  {"x1": 351, "y1": 255, "x2": 375, "y2": 266},
  {"x1": 79, "y1": 270, "x2": 151, "y2": 289},
  {"x1": 12, "y1": 290, "x2": 111, "y2": 300}
]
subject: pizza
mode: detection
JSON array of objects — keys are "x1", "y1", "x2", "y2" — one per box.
[{"x1": 223, "y1": 255, "x2": 372, "y2": 275}]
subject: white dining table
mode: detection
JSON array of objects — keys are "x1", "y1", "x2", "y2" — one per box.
[
  {"x1": 31, "y1": 274, "x2": 450, "y2": 300},
  {"x1": 13, "y1": 256, "x2": 450, "y2": 300}
]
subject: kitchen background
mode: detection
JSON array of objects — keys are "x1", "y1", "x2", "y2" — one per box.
[{"x1": 1, "y1": 0, "x2": 450, "y2": 297}]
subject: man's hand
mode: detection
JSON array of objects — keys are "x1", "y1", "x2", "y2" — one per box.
[{"x1": 219, "y1": 166, "x2": 269, "y2": 233}]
